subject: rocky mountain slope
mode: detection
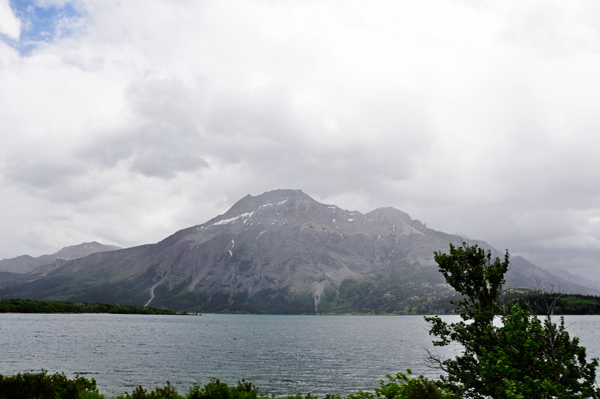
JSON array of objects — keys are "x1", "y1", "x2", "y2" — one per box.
[
  {"x1": 0, "y1": 242, "x2": 121, "y2": 274},
  {"x1": 0, "y1": 189, "x2": 594, "y2": 313}
]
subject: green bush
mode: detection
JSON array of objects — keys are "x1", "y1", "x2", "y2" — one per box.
[
  {"x1": 114, "y1": 381, "x2": 183, "y2": 399},
  {"x1": 0, "y1": 371, "x2": 459, "y2": 399},
  {"x1": 0, "y1": 372, "x2": 457, "y2": 399},
  {"x1": 347, "y1": 370, "x2": 459, "y2": 399},
  {"x1": 0, "y1": 370, "x2": 103, "y2": 399},
  {"x1": 186, "y1": 378, "x2": 259, "y2": 399}
]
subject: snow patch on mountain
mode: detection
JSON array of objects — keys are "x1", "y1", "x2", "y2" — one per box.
[{"x1": 211, "y1": 212, "x2": 254, "y2": 226}]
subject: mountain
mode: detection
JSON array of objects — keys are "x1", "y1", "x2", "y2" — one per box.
[
  {"x1": 551, "y1": 269, "x2": 600, "y2": 292},
  {"x1": 0, "y1": 271, "x2": 20, "y2": 281},
  {"x1": 0, "y1": 189, "x2": 595, "y2": 314},
  {"x1": 0, "y1": 242, "x2": 121, "y2": 274}
]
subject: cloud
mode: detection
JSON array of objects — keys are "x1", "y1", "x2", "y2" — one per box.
[
  {"x1": 1, "y1": 0, "x2": 600, "y2": 280},
  {"x1": 0, "y1": 0, "x2": 20, "y2": 39}
]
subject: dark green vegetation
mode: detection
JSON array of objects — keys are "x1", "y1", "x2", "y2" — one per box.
[
  {"x1": 345, "y1": 371, "x2": 459, "y2": 399},
  {"x1": 0, "y1": 371, "x2": 456, "y2": 399},
  {"x1": 426, "y1": 243, "x2": 600, "y2": 399},
  {"x1": 3, "y1": 284, "x2": 600, "y2": 316},
  {"x1": 0, "y1": 299, "x2": 185, "y2": 315},
  {"x1": 504, "y1": 291, "x2": 600, "y2": 315},
  {"x1": 0, "y1": 370, "x2": 102, "y2": 399}
]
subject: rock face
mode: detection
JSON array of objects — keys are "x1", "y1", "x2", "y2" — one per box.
[
  {"x1": 0, "y1": 189, "x2": 595, "y2": 313},
  {"x1": 0, "y1": 242, "x2": 121, "y2": 274}
]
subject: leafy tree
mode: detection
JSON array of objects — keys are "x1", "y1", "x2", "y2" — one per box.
[{"x1": 425, "y1": 243, "x2": 600, "y2": 399}]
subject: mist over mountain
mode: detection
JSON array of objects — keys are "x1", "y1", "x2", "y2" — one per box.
[
  {"x1": 551, "y1": 269, "x2": 600, "y2": 292},
  {"x1": 0, "y1": 190, "x2": 595, "y2": 314}
]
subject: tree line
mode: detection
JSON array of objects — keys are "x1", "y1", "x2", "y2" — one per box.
[
  {"x1": 0, "y1": 299, "x2": 187, "y2": 315},
  {"x1": 503, "y1": 291, "x2": 600, "y2": 315}
]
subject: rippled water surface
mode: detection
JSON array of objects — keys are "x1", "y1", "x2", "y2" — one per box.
[{"x1": 1, "y1": 314, "x2": 599, "y2": 397}]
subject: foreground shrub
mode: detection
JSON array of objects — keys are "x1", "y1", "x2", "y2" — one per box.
[
  {"x1": 114, "y1": 381, "x2": 182, "y2": 399},
  {"x1": 0, "y1": 370, "x2": 102, "y2": 399},
  {"x1": 0, "y1": 371, "x2": 458, "y2": 399},
  {"x1": 347, "y1": 370, "x2": 459, "y2": 399},
  {"x1": 186, "y1": 378, "x2": 259, "y2": 399}
]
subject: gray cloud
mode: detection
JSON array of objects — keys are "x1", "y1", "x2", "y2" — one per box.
[
  {"x1": 1, "y1": 1, "x2": 600, "y2": 281},
  {"x1": 6, "y1": 161, "x2": 81, "y2": 189},
  {"x1": 130, "y1": 150, "x2": 209, "y2": 179}
]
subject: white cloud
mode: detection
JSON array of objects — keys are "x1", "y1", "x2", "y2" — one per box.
[
  {"x1": 0, "y1": 0, "x2": 20, "y2": 39},
  {"x1": 1, "y1": 0, "x2": 600, "y2": 280}
]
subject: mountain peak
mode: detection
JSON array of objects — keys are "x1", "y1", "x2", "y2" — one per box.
[
  {"x1": 54, "y1": 241, "x2": 121, "y2": 260},
  {"x1": 366, "y1": 207, "x2": 412, "y2": 223},
  {"x1": 54, "y1": 241, "x2": 118, "y2": 253},
  {"x1": 228, "y1": 189, "x2": 310, "y2": 211},
  {"x1": 0, "y1": 241, "x2": 121, "y2": 274},
  {"x1": 203, "y1": 190, "x2": 416, "y2": 232}
]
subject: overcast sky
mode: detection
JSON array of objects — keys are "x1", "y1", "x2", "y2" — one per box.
[{"x1": 1, "y1": 0, "x2": 600, "y2": 278}]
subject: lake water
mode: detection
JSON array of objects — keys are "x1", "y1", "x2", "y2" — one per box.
[{"x1": 1, "y1": 314, "x2": 599, "y2": 397}]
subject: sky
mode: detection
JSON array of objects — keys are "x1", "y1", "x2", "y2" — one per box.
[{"x1": 1, "y1": 0, "x2": 600, "y2": 279}]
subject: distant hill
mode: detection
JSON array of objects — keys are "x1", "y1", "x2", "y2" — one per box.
[
  {"x1": 551, "y1": 269, "x2": 600, "y2": 292},
  {"x1": 0, "y1": 242, "x2": 121, "y2": 274},
  {"x1": 0, "y1": 189, "x2": 595, "y2": 314}
]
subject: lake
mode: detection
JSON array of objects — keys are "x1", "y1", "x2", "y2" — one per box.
[{"x1": 1, "y1": 314, "x2": 599, "y2": 397}]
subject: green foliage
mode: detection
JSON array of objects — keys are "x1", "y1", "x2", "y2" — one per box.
[
  {"x1": 79, "y1": 392, "x2": 107, "y2": 399},
  {"x1": 182, "y1": 373, "x2": 456, "y2": 399},
  {"x1": 0, "y1": 372, "x2": 457, "y2": 399},
  {"x1": 434, "y1": 242, "x2": 509, "y2": 322},
  {"x1": 0, "y1": 299, "x2": 185, "y2": 315},
  {"x1": 503, "y1": 291, "x2": 600, "y2": 315},
  {"x1": 279, "y1": 394, "x2": 319, "y2": 399},
  {"x1": 114, "y1": 381, "x2": 183, "y2": 399},
  {"x1": 0, "y1": 370, "x2": 103, "y2": 399},
  {"x1": 477, "y1": 304, "x2": 600, "y2": 399},
  {"x1": 426, "y1": 243, "x2": 600, "y2": 399},
  {"x1": 186, "y1": 378, "x2": 259, "y2": 399},
  {"x1": 346, "y1": 370, "x2": 459, "y2": 399}
]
